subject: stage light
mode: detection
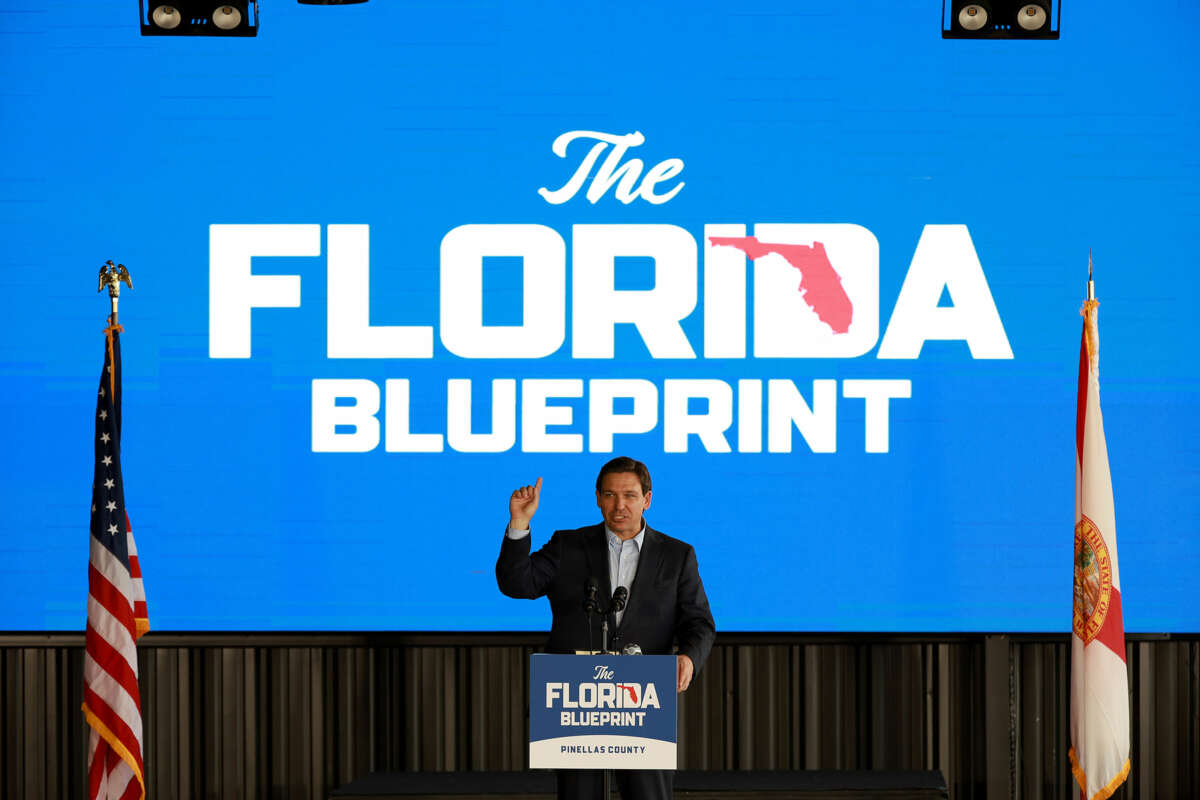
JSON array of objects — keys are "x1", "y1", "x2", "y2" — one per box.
[
  {"x1": 942, "y1": 0, "x2": 1059, "y2": 39},
  {"x1": 1017, "y1": 3, "x2": 1048, "y2": 31},
  {"x1": 150, "y1": 4, "x2": 182, "y2": 29},
  {"x1": 212, "y1": 5, "x2": 242, "y2": 29},
  {"x1": 958, "y1": 3, "x2": 988, "y2": 30},
  {"x1": 139, "y1": 0, "x2": 258, "y2": 36}
]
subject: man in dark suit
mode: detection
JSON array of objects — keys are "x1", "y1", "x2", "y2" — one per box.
[{"x1": 496, "y1": 456, "x2": 716, "y2": 800}]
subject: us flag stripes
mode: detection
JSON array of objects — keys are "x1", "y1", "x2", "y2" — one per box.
[{"x1": 83, "y1": 318, "x2": 149, "y2": 800}]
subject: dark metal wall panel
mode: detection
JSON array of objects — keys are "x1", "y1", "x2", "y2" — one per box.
[
  {"x1": 1, "y1": 635, "x2": 1196, "y2": 800},
  {"x1": 1014, "y1": 638, "x2": 1070, "y2": 800},
  {"x1": 676, "y1": 641, "x2": 732, "y2": 770},
  {"x1": 938, "y1": 641, "x2": 988, "y2": 799},
  {"x1": 1129, "y1": 639, "x2": 1200, "y2": 800},
  {"x1": 803, "y1": 643, "x2": 859, "y2": 770}
]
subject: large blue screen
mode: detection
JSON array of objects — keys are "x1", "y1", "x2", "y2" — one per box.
[{"x1": 2, "y1": 1, "x2": 1197, "y2": 631}]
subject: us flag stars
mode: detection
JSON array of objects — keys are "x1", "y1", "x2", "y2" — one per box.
[{"x1": 92, "y1": 343, "x2": 125, "y2": 549}]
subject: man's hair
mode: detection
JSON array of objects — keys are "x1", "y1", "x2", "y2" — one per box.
[{"x1": 595, "y1": 456, "x2": 652, "y2": 494}]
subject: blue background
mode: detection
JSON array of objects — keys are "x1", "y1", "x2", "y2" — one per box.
[{"x1": 1, "y1": 1, "x2": 1196, "y2": 631}]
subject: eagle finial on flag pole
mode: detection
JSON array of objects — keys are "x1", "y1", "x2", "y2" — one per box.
[{"x1": 97, "y1": 260, "x2": 133, "y2": 328}]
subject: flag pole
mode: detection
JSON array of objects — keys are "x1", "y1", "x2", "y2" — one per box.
[
  {"x1": 1070, "y1": 247, "x2": 1131, "y2": 800},
  {"x1": 87, "y1": 258, "x2": 150, "y2": 800},
  {"x1": 1089, "y1": 248, "x2": 1099, "y2": 302},
  {"x1": 1084, "y1": 251, "x2": 1098, "y2": 364},
  {"x1": 97, "y1": 261, "x2": 132, "y2": 398}
]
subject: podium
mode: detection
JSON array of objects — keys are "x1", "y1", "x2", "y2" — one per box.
[{"x1": 528, "y1": 654, "x2": 677, "y2": 770}]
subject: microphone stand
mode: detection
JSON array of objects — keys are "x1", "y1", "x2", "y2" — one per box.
[
  {"x1": 582, "y1": 579, "x2": 600, "y2": 655},
  {"x1": 600, "y1": 586, "x2": 627, "y2": 800},
  {"x1": 580, "y1": 584, "x2": 614, "y2": 800},
  {"x1": 582, "y1": 584, "x2": 629, "y2": 799},
  {"x1": 604, "y1": 606, "x2": 614, "y2": 800}
]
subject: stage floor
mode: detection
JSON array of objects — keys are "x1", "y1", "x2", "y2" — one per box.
[{"x1": 330, "y1": 769, "x2": 949, "y2": 800}]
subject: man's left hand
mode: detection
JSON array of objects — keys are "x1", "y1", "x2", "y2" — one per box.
[{"x1": 676, "y1": 654, "x2": 694, "y2": 693}]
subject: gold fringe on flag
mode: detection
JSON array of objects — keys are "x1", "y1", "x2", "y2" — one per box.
[{"x1": 1081, "y1": 298, "x2": 1100, "y2": 368}]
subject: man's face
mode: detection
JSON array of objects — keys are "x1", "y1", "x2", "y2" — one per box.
[{"x1": 596, "y1": 471, "x2": 651, "y2": 539}]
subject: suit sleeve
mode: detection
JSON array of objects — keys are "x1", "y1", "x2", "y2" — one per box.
[
  {"x1": 496, "y1": 528, "x2": 561, "y2": 599},
  {"x1": 675, "y1": 545, "x2": 716, "y2": 673}
]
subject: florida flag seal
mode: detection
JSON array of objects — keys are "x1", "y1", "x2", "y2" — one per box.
[{"x1": 1069, "y1": 278, "x2": 1130, "y2": 800}]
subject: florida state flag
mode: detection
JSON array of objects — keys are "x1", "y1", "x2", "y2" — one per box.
[{"x1": 1069, "y1": 289, "x2": 1130, "y2": 800}]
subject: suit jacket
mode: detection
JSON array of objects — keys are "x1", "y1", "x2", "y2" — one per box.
[{"x1": 496, "y1": 523, "x2": 715, "y2": 673}]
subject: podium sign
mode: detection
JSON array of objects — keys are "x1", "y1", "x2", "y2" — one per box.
[{"x1": 529, "y1": 654, "x2": 677, "y2": 769}]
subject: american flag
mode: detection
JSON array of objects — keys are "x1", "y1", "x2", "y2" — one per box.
[{"x1": 83, "y1": 319, "x2": 149, "y2": 800}]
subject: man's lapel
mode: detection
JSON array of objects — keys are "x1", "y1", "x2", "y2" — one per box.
[
  {"x1": 618, "y1": 526, "x2": 661, "y2": 631},
  {"x1": 584, "y1": 524, "x2": 612, "y2": 601}
]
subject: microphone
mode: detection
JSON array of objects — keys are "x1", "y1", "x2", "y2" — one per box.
[
  {"x1": 621, "y1": 643, "x2": 642, "y2": 655},
  {"x1": 583, "y1": 577, "x2": 601, "y2": 614},
  {"x1": 610, "y1": 585, "x2": 628, "y2": 614}
]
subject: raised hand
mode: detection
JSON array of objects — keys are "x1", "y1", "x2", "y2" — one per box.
[{"x1": 508, "y1": 476, "x2": 542, "y2": 530}]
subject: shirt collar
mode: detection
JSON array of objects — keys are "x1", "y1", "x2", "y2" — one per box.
[{"x1": 605, "y1": 523, "x2": 646, "y2": 550}]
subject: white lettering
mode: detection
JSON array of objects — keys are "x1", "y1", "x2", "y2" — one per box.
[
  {"x1": 447, "y1": 379, "x2": 516, "y2": 452},
  {"x1": 572, "y1": 224, "x2": 697, "y2": 359},
  {"x1": 751, "y1": 223, "x2": 880, "y2": 359},
  {"x1": 327, "y1": 224, "x2": 434, "y2": 358},
  {"x1": 841, "y1": 379, "x2": 911, "y2": 453},
  {"x1": 310, "y1": 378, "x2": 917, "y2": 457},
  {"x1": 521, "y1": 379, "x2": 584, "y2": 452},
  {"x1": 209, "y1": 224, "x2": 316, "y2": 358},
  {"x1": 638, "y1": 158, "x2": 685, "y2": 204},
  {"x1": 767, "y1": 379, "x2": 837, "y2": 453},
  {"x1": 703, "y1": 224, "x2": 748, "y2": 358},
  {"x1": 664, "y1": 379, "x2": 733, "y2": 453},
  {"x1": 311, "y1": 379, "x2": 380, "y2": 452},
  {"x1": 384, "y1": 379, "x2": 444, "y2": 452},
  {"x1": 588, "y1": 379, "x2": 658, "y2": 453},
  {"x1": 537, "y1": 130, "x2": 684, "y2": 205},
  {"x1": 440, "y1": 224, "x2": 565, "y2": 358},
  {"x1": 878, "y1": 225, "x2": 1013, "y2": 359},
  {"x1": 737, "y1": 379, "x2": 763, "y2": 453}
]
